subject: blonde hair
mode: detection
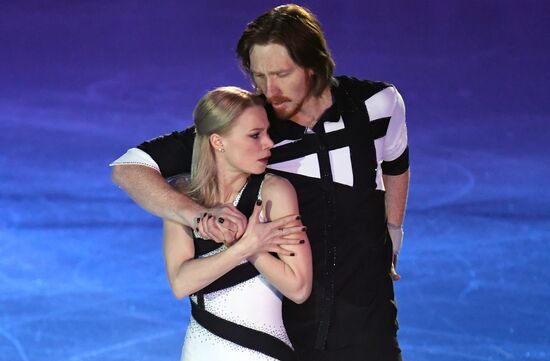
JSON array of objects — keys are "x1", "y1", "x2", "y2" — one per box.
[{"x1": 184, "y1": 86, "x2": 264, "y2": 206}]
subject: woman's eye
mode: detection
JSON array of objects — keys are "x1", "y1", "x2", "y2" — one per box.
[{"x1": 250, "y1": 133, "x2": 260, "y2": 139}]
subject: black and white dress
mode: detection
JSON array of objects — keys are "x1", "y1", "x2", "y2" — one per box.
[{"x1": 181, "y1": 174, "x2": 295, "y2": 361}]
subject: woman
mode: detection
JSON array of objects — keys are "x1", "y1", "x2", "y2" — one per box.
[{"x1": 162, "y1": 86, "x2": 312, "y2": 360}]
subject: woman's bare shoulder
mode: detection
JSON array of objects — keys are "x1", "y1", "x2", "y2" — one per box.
[
  {"x1": 261, "y1": 173, "x2": 299, "y2": 219},
  {"x1": 262, "y1": 173, "x2": 296, "y2": 197}
]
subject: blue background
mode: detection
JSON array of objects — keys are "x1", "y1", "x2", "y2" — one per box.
[{"x1": 1, "y1": 1, "x2": 549, "y2": 360}]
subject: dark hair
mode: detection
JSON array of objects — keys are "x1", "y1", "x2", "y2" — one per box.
[{"x1": 236, "y1": 4, "x2": 335, "y2": 97}]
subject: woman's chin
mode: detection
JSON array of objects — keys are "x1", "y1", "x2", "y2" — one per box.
[{"x1": 251, "y1": 165, "x2": 267, "y2": 174}]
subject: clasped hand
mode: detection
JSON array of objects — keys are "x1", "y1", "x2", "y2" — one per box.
[{"x1": 195, "y1": 200, "x2": 305, "y2": 256}]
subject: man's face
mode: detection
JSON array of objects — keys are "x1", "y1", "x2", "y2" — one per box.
[{"x1": 249, "y1": 43, "x2": 312, "y2": 120}]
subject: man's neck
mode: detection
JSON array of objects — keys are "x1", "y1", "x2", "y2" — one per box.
[{"x1": 290, "y1": 86, "x2": 333, "y2": 128}]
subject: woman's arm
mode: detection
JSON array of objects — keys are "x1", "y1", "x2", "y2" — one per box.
[
  {"x1": 163, "y1": 220, "x2": 250, "y2": 299},
  {"x1": 163, "y1": 209, "x2": 305, "y2": 299},
  {"x1": 248, "y1": 175, "x2": 313, "y2": 304}
]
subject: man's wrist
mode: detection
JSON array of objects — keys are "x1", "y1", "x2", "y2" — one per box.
[
  {"x1": 180, "y1": 202, "x2": 206, "y2": 228},
  {"x1": 387, "y1": 223, "x2": 404, "y2": 254}
]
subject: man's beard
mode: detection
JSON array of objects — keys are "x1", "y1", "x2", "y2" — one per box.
[
  {"x1": 268, "y1": 94, "x2": 309, "y2": 120},
  {"x1": 262, "y1": 73, "x2": 312, "y2": 121},
  {"x1": 270, "y1": 98, "x2": 300, "y2": 120}
]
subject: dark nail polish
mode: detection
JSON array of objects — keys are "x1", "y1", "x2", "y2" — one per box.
[
  {"x1": 290, "y1": 252, "x2": 295, "y2": 256},
  {"x1": 296, "y1": 215, "x2": 301, "y2": 220},
  {"x1": 208, "y1": 214, "x2": 213, "y2": 219},
  {"x1": 256, "y1": 199, "x2": 262, "y2": 206},
  {"x1": 196, "y1": 217, "x2": 201, "y2": 223},
  {"x1": 195, "y1": 227, "x2": 199, "y2": 232},
  {"x1": 217, "y1": 217, "x2": 225, "y2": 224},
  {"x1": 203, "y1": 212, "x2": 207, "y2": 217},
  {"x1": 302, "y1": 226, "x2": 307, "y2": 231},
  {"x1": 299, "y1": 240, "x2": 305, "y2": 244}
]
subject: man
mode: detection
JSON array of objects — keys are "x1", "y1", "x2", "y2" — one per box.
[{"x1": 112, "y1": 4, "x2": 409, "y2": 360}]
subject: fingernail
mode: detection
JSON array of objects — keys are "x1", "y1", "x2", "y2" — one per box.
[
  {"x1": 195, "y1": 227, "x2": 199, "y2": 232},
  {"x1": 203, "y1": 212, "x2": 207, "y2": 217},
  {"x1": 196, "y1": 217, "x2": 201, "y2": 223},
  {"x1": 290, "y1": 252, "x2": 295, "y2": 256},
  {"x1": 299, "y1": 240, "x2": 305, "y2": 244},
  {"x1": 256, "y1": 199, "x2": 262, "y2": 206},
  {"x1": 217, "y1": 217, "x2": 224, "y2": 224},
  {"x1": 302, "y1": 226, "x2": 307, "y2": 231},
  {"x1": 296, "y1": 215, "x2": 301, "y2": 220},
  {"x1": 208, "y1": 214, "x2": 213, "y2": 219}
]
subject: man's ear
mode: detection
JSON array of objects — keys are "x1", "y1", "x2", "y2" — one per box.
[{"x1": 210, "y1": 133, "x2": 225, "y2": 152}]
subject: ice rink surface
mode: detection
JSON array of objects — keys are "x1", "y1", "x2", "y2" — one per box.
[{"x1": 1, "y1": 1, "x2": 549, "y2": 360}]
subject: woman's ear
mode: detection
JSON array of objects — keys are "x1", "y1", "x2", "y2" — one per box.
[{"x1": 210, "y1": 133, "x2": 225, "y2": 153}]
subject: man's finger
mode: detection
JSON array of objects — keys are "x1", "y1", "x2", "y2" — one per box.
[
  {"x1": 391, "y1": 254, "x2": 401, "y2": 281},
  {"x1": 390, "y1": 268, "x2": 401, "y2": 281}
]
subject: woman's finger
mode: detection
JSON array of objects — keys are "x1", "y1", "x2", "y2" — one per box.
[
  {"x1": 267, "y1": 214, "x2": 301, "y2": 230},
  {"x1": 277, "y1": 225, "x2": 307, "y2": 237}
]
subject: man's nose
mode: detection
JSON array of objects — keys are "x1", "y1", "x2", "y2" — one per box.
[{"x1": 266, "y1": 77, "x2": 280, "y2": 98}]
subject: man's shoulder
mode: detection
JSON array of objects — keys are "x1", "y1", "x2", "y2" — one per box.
[{"x1": 335, "y1": 75, "x2": 394, "y2": 100}]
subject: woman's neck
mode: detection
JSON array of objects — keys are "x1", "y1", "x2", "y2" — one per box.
[{"x1": 216, "y1": 171, "x2": 249, "y2": 204}]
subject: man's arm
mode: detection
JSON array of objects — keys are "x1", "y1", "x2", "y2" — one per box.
[
  {"x1": 383, "y1": 170, "x2": 409, "y2": 282},
  {"x1": 384, "y1": 169, "x2": 409, "y2": 281},
  {"x1": 112, "y1": 164, "x2": 204, "y2": 227},
  {"x1": 383, "y1": 170, "x2": 409, "y2": 235},
  {"x1": 379, "y1": 85, "x2": 409, "y2": 280},
  {"x1": 111, "y1": 128, "x2": 247, "y2": 241}
]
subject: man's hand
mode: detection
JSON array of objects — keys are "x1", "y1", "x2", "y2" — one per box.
[
  {"x1": 388, "y1": 223, "x2": 403, "y2": 281},
  {"x1": 196, "y1": 204, "x2": 248, "y2": 246},
  {"x1": 390, "y1": 253, "x2": 401, "y2": 281}
]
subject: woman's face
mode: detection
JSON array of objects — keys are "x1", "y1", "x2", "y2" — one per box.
[{"x1": 219, "y1": 105, "x2": 273, "y2": 175}]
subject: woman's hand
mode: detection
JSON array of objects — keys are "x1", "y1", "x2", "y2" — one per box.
[{"x1": 234, "y1": 200, "x2": 305, "y2": 258}]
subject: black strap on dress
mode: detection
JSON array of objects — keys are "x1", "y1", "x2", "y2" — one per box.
[
  {"x1": 191, "y1": 173, "x2": 297, "y2": 360},
  {"x1": 191, "y1": 305, "x2": 296, "y2": 360}
]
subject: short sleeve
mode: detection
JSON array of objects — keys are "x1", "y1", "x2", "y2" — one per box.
[
  {"x1": 110, "y1": 148, "x2": 160, "y2": 172},
  {"x1": 382, "y1": 86, "x2": 407, "y2": 162},
  {"x1": 137, "y1": 126, "x2": 196, "y2": 178}
]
